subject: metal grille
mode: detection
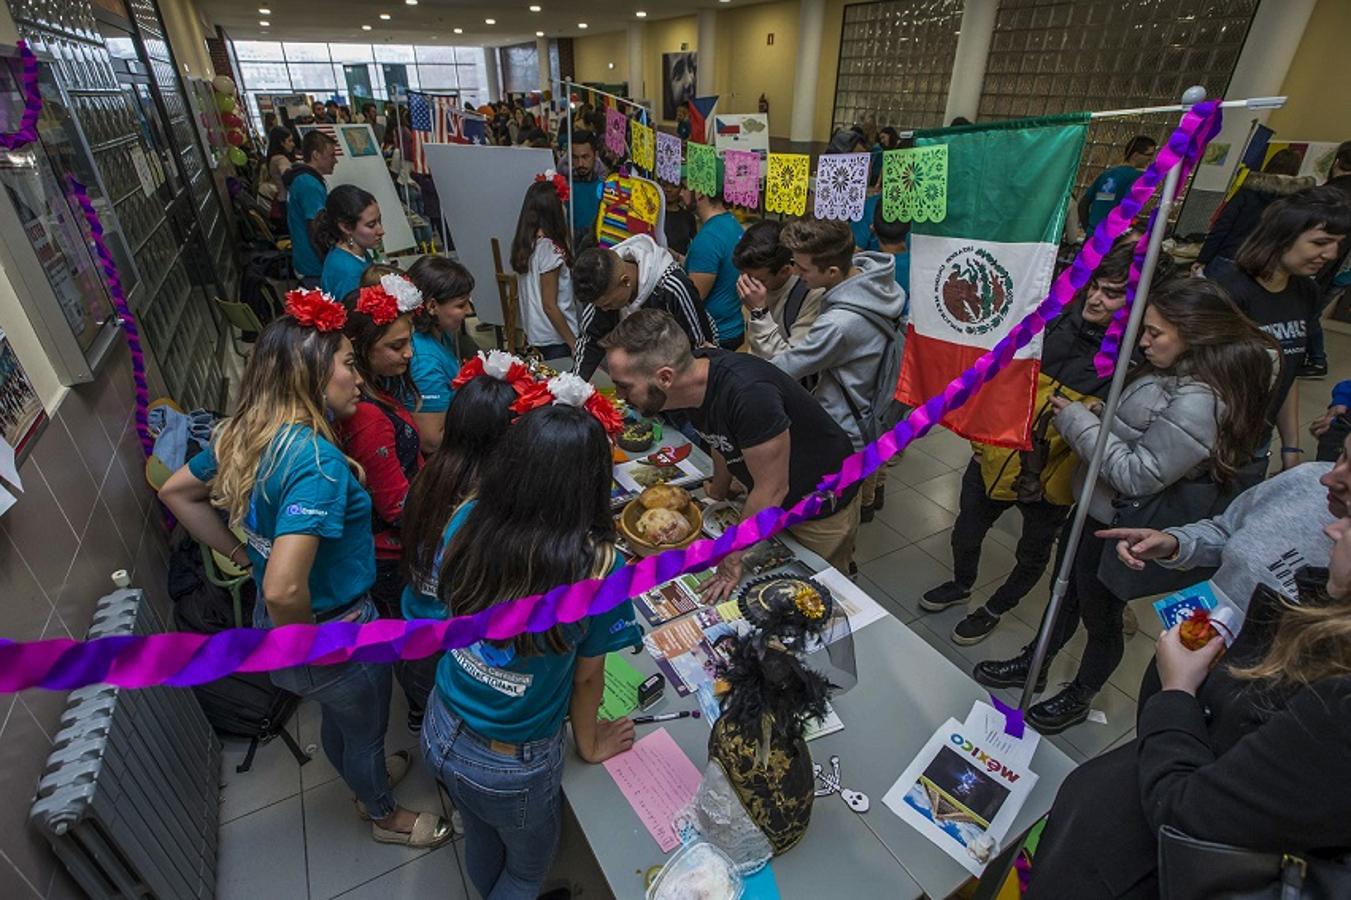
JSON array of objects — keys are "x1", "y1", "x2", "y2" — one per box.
[
  {"x1": 29, "y1": 590, "x2": 222, "y2": 900},
  {"x1": 832, "y1": 0, "x2": 964, "y2": 134},
  {"x1": 977, "y1": 0, "x2": 1258, "y2": 197}
]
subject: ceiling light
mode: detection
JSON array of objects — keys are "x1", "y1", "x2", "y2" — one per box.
[
  {"x1": 636, "y1": 10, "x2": 647, "y2": 16},
  {"x1": 258, "y1": 7, "x2": 270, "y2": 13},
  {"x1": 379, "y1": 13, "x2": 390, "y2": 19},
  {"x1": 453, "y1": 26, "x2": 463, "y2": 33},
  {"x1": 405, "y1": 0, "x2": 417, "y2": 5},
  {"x1": 362, "y1": 24, "x2": 372, "y2": 30},
  {"x1": 529, "y1": 4, "x2": 541, "y2": 11},
  {"x1": 258, "y1": 19, "x2": 269, "y2": 26},
  {"x1": 485, "y1": 17, "x2": 496, "y2": 24},
  {"x1": 535, "y1": 30, "x2": 545, "y2": 37},
  {"x1": 578, "y1": 22, "x2": 588, "y2": 28}
]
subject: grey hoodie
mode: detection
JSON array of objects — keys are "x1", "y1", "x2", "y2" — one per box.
[{"x1": 770, "y1": 252, "x2": 906, "y2": 449}]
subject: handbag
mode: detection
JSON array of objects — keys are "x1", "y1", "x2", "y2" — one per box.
[
  {"x1": 1158, "y1": 825, "x2": 1351, "y2": 900},
  {"x1": 1097, "y1": 456, "x2": 1268, "y2": 600}
]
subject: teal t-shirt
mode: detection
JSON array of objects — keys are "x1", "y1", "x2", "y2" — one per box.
[
  {"x1": 571, "y1": 177, "x2": 603, "y2": 239},
  {"x1": 686, "y1": 211, "x2": 746, "y2": 340},
  {"x1": 852, "y1": 194, "x2": 881, "y2": 252},
  {"x1": 406, "y1": 330, "x2": 460, "y2": 414},
  {"x1": 321, "y1": 248, "x2": 372, "y2": 301},
  {"x1": 287, "y1": 171, "x2": 327, "y2": 278},
  {"x1": 893, "y1": 251, "x2": 911, "y2": 318},
  {"x1": 434, "y1": 515, "x2": 640, "y2": 742},
  {"x1": 187, "y1": 425, "x2": 375, "y2": 615},
  {"x1": 1086, "y1": 165, "x2": 1142, "y2": 230},
  {"x1": 401, "y1": 499, "x2": 476, "y2": 620}
]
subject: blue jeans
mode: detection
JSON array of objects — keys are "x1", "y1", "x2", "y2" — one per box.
[
  {"x1": 420, "y1": 693, "x2": 565, "y2": 900},
  {"x1": 258, "y1": 598, "x2": 398, "y2": 819}
]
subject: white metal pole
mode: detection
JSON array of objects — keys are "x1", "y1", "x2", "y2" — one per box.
[
  {"x1": 566, "y1": 78, "x2": 575, "y2": 245},
  {"x1": 1017, "y1": 152, "x2": 1187, "y2": 712}
]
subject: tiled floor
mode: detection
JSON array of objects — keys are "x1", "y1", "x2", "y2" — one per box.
[{"x1": 214, "y1": 327, "x2": 1351, "y2": 899}]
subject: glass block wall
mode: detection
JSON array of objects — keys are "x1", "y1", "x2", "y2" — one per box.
[
  {"x1": 832, "y1": 0, "x2": 965, "y2": 134},
  {"x1": 978, "y1": 0, "x2": 1259, "y2": 198}
]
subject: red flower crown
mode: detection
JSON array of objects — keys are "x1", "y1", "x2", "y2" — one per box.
[
  {"x1": 510, "y1": 373, "x2": 623, "y2": 437},
  {"x1": 355, "y1": 284, "x2": 400, "y2": 326},
  {"x1": 535, "y1": 169, "x2": 570, "y2": 204},
  {"x1": 285, "y1": 288, "x2": 347, "y2": 332},
  {"x1": 451, "y1": 350, "x2": 534, "y2": 392}
]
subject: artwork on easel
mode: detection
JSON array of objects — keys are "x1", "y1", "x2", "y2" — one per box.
[{"x1": 0, "y1": 329, "x2": 45, "y2": 454}]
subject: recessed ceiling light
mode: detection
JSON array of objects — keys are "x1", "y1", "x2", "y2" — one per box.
[
  {"x1": 258, "y1": 7, "x2": 270, "y2": 13},
  {"x1": 258, "y1": 19, "x2": 269, "y2": 26},
  {"x1": 485, "y1": 17, "x2": 496, "y2": 24},
  {"x1": 379, "y1": 12, "x2": 390, "y2": 18},
  {"x1": 535, "y1": 30, "x2": 545, "y2": 37},
  {"x1": 405, "y1": 0, "x2": 417, "y2": 5},
  {"x1": 636, "y1": 10, "x2": 647, "y2": 16},
  {"x1": 578, "y1": 22, "x2": 588, "y2": 28},
  {"x1": 362, "y1": 24, "x2": 372, "y2": 30},
  {"x1": 453, "y1": 26, "x2": 463, "y2": 33},
  {"x1": 529, "y1": 4, "x2": 541, "y2": 11}
]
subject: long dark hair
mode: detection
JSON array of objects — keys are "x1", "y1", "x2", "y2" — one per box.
[
  {"x1": 1234, "y1": 186, "x2": 1351, "y2": 280},
  {"x1": 339, "y1": 265, "x2": 418, "y2": 409},
  {"x1": 1136, "y1": 278, "x2": 1279, "y2": 484},
  {"x1": 400, "y1": 376, "x2": 518, "y2": 586},
  {"x1": 438, "y1": 404, "x2": 615, "y2": 654},
  {"x1": 265, "y1": 126, "x2": 294, "y2": 161},
  {"x1": 510, "y1": 181, "x2": 571, "y2": 274},
  {"x1": 408, "y1": 255, "x2": 476, "y2": 335},
  {"x1": 312, "y1": 184, "x2": 376, "y2": 257}
]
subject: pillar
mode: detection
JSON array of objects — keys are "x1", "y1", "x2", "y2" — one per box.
[
  {"x1": 942, "y1": 0, "x2": 997, "y2": 125},
  {"x1": 696, "y1": 9, "x2": 716, "y2": 98},
  {"x1": 483, "y1": 48, "x2": 501, "y2": 102},
  {"x1": 789, "y1": 0, "x2": 825, "y2": 144},
  {"x1": 537, "y1": 36, "x2": 553, "y2": 96},
  {"x1": 627, "y1": 23, "x2": 644, "y2": 99}
]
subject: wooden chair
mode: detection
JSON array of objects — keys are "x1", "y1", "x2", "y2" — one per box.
[
  {"x1": 490, "y1": 237, "x2": 525, "y2": 354},
  {"x1": 214, "y1": 297, "x2": 267, "y2": 359}
]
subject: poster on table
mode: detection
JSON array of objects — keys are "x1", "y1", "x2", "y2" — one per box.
[
  {"x1": 424, "y1": 143, "x2": 555, "y2": 327},
  {"x1": 713, "y1": 113, "x2": 770, "y2": 154},
  {"x1": 882, "y1": 714, "x2": 1037, "y2": 876},
  {"x1": 661, "y1": 52, "x2": 697, "y2": 121},
  {"x1": 297, "y1": 123, "x2": 416, "y2": 254},
  {"x1": 0, "y1": 329, "x2": 46, "y2": 455}
]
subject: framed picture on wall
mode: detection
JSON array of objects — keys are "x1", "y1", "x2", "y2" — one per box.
[
  {"x1": 0, "y1": 329, "x2": 46, "y2": 455},
  {"x1": 662, "y1": 52, "x2": 697, "y2": 121}
]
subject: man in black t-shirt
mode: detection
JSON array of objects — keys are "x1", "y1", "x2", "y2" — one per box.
[{"x1": 602, "y1": 309, "x2": 862, "y2": 599}]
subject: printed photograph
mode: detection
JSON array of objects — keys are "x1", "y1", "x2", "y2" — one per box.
[{"x1": 662, "y1": 52, "x2": 697, "y2": 121}]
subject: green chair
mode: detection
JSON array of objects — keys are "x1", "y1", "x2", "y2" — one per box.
[{"x1": 215, "y1": 297, "x2": 267, "y2": 359}]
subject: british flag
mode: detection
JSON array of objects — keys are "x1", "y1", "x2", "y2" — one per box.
[{"x1": 407, "y1": 92, "x2": 489, "y2": 174}]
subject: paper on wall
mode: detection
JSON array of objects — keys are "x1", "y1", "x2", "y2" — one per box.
[{"x1": 882, "y1": 716, "x2": 1038, "y2": 876}]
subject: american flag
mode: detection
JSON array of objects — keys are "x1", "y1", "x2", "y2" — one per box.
[
  {"x1": 407, "y1": 92, "x2": 489, "y2": 174},
  {"x1": 311, "y1": 122, "x2": 344, "y2": 156}
]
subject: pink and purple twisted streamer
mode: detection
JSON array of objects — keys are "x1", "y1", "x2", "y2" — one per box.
[
  {"x1": 1092, "y1": 108, "x2": 1223, "y2": 376},
  {"x1": 68, "y1": 178, "x2": 155, "y2": 459},
  {"x1": 0, "y1": 41, "x2": 41, "y2": 150},
  {"x1": 0, "y1": 102, "x2": 1220, "y2": 694}
]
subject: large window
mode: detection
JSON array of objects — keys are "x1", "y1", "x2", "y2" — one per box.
[{"x1": 233, "y1": 40, "x2": 490, "y2": 127}]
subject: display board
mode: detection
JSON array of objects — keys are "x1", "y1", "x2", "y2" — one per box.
[
  {"x1": 425, "y1": 143, "x2": 555, "y2": 327},
  {"x1": 298, "y1": 123, "x2": 416, "y2": 254},
  {"x1": 713, "y1": 113, "x2": 770, "y2": 153}
]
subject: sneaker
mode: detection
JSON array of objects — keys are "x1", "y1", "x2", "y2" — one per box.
[
  {"x1": 920, "y1": 581, "x2": 971, "y2": 612},
  {"x1": 1121, "y1": 604, "x2": 1139, "y2": 638},
  {"x1": 1027, "y1": 681, "x2": 1097, "y2": 734},
  {"x1": 952, "y1": 606, "x2": 1001, "y2": 646},
  {"x1": 972, "y1": 646, "x2": 1049, "y2": 693},
  {"x1": 407, "y1": 705, "x2": 425, "y2": 735},
  {"x1": 1298, "y1": 360, "x2": 1328, "y2": 379}
]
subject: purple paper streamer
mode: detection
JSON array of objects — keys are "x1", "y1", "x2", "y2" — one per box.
[
  {"x1": 68, "y1": 178, "x2": 155, "y2": 459},
  {"x1": 0, "y1": 41, "x2": 41, "y2": 150},
  {"x1": 989, "y1": 693, "x2": 1025, "y2": 739},
  {"x1": 0, "y1": 102, "x2": 1219, "y2": 694}
]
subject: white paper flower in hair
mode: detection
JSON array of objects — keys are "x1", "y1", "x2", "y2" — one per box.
[
  {"x1": 380, "y1": 273, "x2": 424, "y2": 314},
  {"x1": 547, "y1": 372, "x2": 595, "y2": 408},
  {"x1": 482, "y1": 349, "x2": 521, "y2": 380}
]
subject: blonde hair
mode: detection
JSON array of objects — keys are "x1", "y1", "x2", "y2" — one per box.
[
  {"x1": 1231, "y1": 596, "x2": 1351, "y2": 687},
  {"x1": 209, "y1": 318, "x2": 360, "y2": 526}
]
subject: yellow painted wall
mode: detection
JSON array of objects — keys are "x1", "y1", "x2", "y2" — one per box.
[
  {"x1": 709, "y1": 0, "x2": 799, "y2": 137},
  {"x1": 573, "y1": 33, "x2": 627, "y2": 86},
  {"x1": 1266, "y1": 0, "x2": 1351, "y2": 143},
  {"x1": 813, "y1": 0, "x2": 848, "y2": 141},
  {"x1": 642, "y1": 15, "x2": 698, "y2": 125}
]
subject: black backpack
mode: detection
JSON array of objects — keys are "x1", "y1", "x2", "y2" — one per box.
[
  {"x1": 168, "y1": 538, "x2": 311, "y2": 773},
  {"x1": 829, "y1": 300, "x2": 907, "y2": 444}
]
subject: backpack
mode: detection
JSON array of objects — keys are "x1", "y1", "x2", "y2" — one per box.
[
  {"x1": 168, "y1": 538, "x2": 310, "y2": 773},
  {"x1": 828, "y1": 300, "x2": 907, "y2": 445}
]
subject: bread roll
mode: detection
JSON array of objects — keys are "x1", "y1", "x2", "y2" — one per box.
[
  {"x1": 639, "y1": 484, "x2": 691, "y2": 511},
  {"x1": 636, "y1": 507, "x2": 693, "y2": 544}
]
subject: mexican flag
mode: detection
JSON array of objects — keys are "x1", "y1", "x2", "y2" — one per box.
[{"x1": 896, "y1": 114, "x2": 1088, "y2": 449}]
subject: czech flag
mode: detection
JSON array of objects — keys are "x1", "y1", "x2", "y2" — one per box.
[{"x1": 687, "y1": 96, "x2": 718, "y2": 145}]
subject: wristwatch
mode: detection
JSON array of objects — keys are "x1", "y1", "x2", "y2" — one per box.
[{"x1": 749, "y1": 308, "x2": 769, "y2": 320}]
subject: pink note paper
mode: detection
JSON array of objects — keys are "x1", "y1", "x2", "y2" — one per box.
[{"x1": 603, "y1": 727, "x2": 702, "y2": 852}]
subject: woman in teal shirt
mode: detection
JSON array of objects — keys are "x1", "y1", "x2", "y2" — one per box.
[
  {"x1": 159, "y1": 293, "x2": 451, "y2": 850},
  {"x1": 420, "y1": 401, "x2": 640, "y2": 899},
  {"x1": 318, "y1": 185, "x2": 383, "y2": 301},
  {"x1": 406, "y1": 255, "x2": 476, "y2": 452}
]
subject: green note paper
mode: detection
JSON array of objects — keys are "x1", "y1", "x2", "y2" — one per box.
[{"x1": 598, "y1": 653, "x2": 645, "y2": 721}]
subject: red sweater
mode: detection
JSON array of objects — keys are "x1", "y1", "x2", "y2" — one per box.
[{"x1": 335, "y1": 397, "x2": 422, "y2": 560}]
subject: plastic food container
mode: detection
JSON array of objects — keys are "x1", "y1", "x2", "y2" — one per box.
[{"x1": 646, "y1": 842, "x2": 744, "y2": 900}]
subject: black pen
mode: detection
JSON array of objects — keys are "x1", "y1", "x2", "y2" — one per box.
[{"x1": 631, "y1": 710, "x2": 700, "y2": 724}]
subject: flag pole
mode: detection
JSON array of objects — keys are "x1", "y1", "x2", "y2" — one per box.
[
  {"x1": 565, "y1": 77, "x2": 575, "y2": 247},
  {"x1": 1016, "y1": 88, "x2": 1198, "y2": 714}
]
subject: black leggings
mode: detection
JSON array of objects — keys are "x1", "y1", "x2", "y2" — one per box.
[{"x1": 1041, "y1": 516, "x2": 1125, "y2": 693}]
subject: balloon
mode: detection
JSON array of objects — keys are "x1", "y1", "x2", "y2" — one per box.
[
  {"x1": 216, "y1": 94, "x2": 236, "y2": 114},
  {"x1": 226, "y1": 129, "x2": 244, "y2": 146},
  {"x1": 212, "y1": 75, "x2": 237, "y2": 96},
  {"x1": 221, "y1": 113, "x2": 243, "y2": 129},
  {"x1": 228, "y1": 146, "x2": 247, "y2": 167}
]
